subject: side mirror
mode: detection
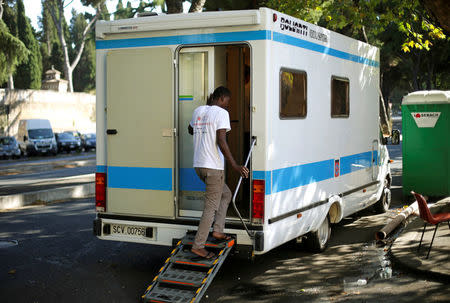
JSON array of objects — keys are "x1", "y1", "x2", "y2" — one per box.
[
  {"x1": 391, "y1": 129, "x2": 400, "y2": 145},
  {"x1": 23, "y1": 135, "x2": 28, "y2": 141}
]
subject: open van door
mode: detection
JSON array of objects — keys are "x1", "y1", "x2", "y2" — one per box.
[{"x1": 106, "y1": 47, "x2": 175, "y2": 218}]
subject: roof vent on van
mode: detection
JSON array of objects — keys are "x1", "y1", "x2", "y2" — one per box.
[{"x1": 136, "y1": 11, "x2": 162, "y2": 18}]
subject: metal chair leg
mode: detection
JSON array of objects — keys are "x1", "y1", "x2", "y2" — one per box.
[
  {"x1": 426, "y1": 223, "x2": 439, "y2": 259},
  {"x1": 418, "y1": 223, "x2": 427, "y2": 252}
]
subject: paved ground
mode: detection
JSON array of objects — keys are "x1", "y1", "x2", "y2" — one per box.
[
  {"x1": 0, "y1": 153, "x2": 95, "y2": 195},
  {"x1": 1, "y1": 195, "x2": 448, "y2": 303}
]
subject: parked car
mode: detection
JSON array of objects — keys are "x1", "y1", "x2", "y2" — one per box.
[
  {"x1": 55, "y1": 132, "x2": 81, "y2": 153},
  {"x1": 17, "y1": 119, "x2": 57, "y2": 156},
  {"x1": 64, "y1": 130, "x2": 82, "y2": 145},
  {"x1": 81, "y1": 133, "x2": 96, "y2": 151},
  {"x1": 0, "y1": 136, "x2": 21, "y2": 159}
]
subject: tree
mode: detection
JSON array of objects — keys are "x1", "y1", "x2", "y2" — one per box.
[
  {"x1": 40, "y1": 0, "x2": 71, "y2": 79},
  {"x1": 113, "y1": 0, "x2": 161, "y2": 19},
  {"x1": 421, "y1": 0, "x2": 450, "y2": 33},
  {"x1": 45, "y1": 0, "x2": 102, "y2": 92},
  {"x1": 0, "y1": 0, "x2": 20, "y2": 88},
  {"x1": 14, "y1": 0, "x2": 42, "y2": 89},
  {"x1": 0, "y1": 18, "x2": 29, "y2": 89},
  {"x1": 70, "y1": 10, "x2": 96, "y2": 92}
]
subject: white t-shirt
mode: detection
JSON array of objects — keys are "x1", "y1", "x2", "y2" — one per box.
[{"x1": 190, "y1": 105, "x2": 231, "y2": 170}]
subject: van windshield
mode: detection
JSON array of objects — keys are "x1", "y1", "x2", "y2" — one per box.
[{"x1": 28, "y1": 129, "x2": 53, "y2": 139}]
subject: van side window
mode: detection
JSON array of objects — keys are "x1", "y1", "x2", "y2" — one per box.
[
  {"x1": 279, "y1": 69, "x2": 307, "y2": 119},
  {"x1": 331, "y1": 77, "x2": 349, "y2": 117}
]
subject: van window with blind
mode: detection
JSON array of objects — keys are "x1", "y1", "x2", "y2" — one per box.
[
  {"x1": 279, "y1": 69, "x2": 307, "y2": 119},
  {"x1": 331, "y1": 77, "x2": 349, "y2": 117}
]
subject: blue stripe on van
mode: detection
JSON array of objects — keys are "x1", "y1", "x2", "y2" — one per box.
[
  {"x1": 253, "y1": 170, "x2": 272, "y2": 195},
  {"x1": 96, "y1": 30, "x2": 271, "y2": 50},
  {"x1": 340, "y1": 151, "x2": 373, "y2": 176},
  {"x1": 272, "y1": 159, "x2": 335, "y2": 194},
  {"x1": 373, "y1": 150, "x2": 379, "y2": 166},
  {"x1": 272, "y1": 32, "x2": 379, "y2": 67},
  {"x1": 101, "y1": 151, "x2": 375, "y2": 192},
  {"x1": 179, "y1": 168, "x2": 205, "y2": 192},
  {"x1": 108, "y1": 166, "x2": 172, "y2": 191},
  {"x1": 97, "y1": 165, "x2": 107, "y2": 173},
  {"x1": 96, "y1": 30, "x2": 378, "y2": 68}
]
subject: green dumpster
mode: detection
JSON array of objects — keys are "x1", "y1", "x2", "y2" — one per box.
[{"x1": 402, "y1": 90, "x2": 450, "y2": 197}]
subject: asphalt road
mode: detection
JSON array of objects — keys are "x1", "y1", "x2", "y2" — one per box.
[
  {"x1": 0, "y1": 153, "x2": 95, "y2": 195},
  {"x1": 0, "y1": 133, "x2": 448, "y2": 302},
  {"x1": 0, "y1": 197, "x2": 447, "y2": 303}
]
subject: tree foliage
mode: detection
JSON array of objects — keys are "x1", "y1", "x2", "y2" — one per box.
[
  {"x1": 264, "y1": 0, "x2": 446, "y2": 50},
  {"x1": 0, "y1": 19, "x2": 29, "y2": 87},
  {"x1": 264, "y1": 0, "x2": 449, "y2": 101},
  {"x1": 14, "y1": 0, "x2": 42, "y2": 89}
]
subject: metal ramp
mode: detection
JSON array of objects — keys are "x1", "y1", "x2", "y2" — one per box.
[{"x1": 142, "y1": 233, "x2": 235, "y2": 303}]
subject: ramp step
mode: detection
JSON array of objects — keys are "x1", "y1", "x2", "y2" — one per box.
[
  {"x1": 170, "y1": 249, "x2": 218, "y2": 268},
  {"x1": 143, "y1": 234, "x2": 236, "y2": 303},
  {"x1": 181, "y1": 234, "x2": 231, "y2": 249},
  {"x1": 158, "y1": 264, "x2": 207, "y2": 288},
  {"x1": 144, "y1": 285, "x2": 195, "y2": 303}
]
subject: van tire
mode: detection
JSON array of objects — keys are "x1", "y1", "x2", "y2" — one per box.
[
  {"x1": 304, "y1": 215, "x2": 331, "y2": 253},
  {"x1": 374, "y1": 179, "x2": 391, "y2": 214}
]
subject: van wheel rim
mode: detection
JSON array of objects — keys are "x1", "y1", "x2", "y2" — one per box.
[{"x1": 318, "y1": 217, "x2": 329, "y2": 246}]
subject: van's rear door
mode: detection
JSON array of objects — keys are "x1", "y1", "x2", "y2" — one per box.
[{"x1": 106, "y1": 47, "x2": 174, "y2": 218}]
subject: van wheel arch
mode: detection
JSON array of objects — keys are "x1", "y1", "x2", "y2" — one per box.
[{"x1": 328, "y1": 202, "x2": 342, "y2": 224}]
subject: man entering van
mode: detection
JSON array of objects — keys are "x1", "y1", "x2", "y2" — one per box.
[{"x1": 188, "y1": 86, "x2": 249, "y2": 259}]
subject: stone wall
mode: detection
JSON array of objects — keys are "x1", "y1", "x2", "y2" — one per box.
[{"x1": 0, "y1": 89, "x2": 96, "y2": 136}]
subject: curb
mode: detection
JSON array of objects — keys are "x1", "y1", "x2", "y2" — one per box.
[{"x1": 0, "y1": 183, "x2": 94, "y2": 210}]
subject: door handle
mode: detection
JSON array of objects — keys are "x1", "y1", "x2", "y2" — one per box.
[{"x1": 106, "y1": 129, "x2": 118, "y2": 135}]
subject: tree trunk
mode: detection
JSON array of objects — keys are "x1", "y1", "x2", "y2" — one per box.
[
  {"x1": 0, "y1": 0, "x2": 4, "y2": 20},
  {"x1": 426, "y1": 58, "x2": 434, "y2": 90},
  {"x1": 46, "y1": 0, "x2": 98, "y2": 92},
  {"x1": 57, "y1": 1, "x2": 73, "y2": 92},
  {"x1": 189, "y1": 0, "x2": 206, "y2": 12},
  {"x1": 7, "y1": 73, "x2": 14, "y2": 89},
  {"x1": 5, "y1": 60, "x2": 14, "y2": 89},
  {"x1": 166, "y1": 0, "x2": 183, "y2": 14},
  {"x1": 411, "y1": 53, "x2": 421, "y2": 91}
]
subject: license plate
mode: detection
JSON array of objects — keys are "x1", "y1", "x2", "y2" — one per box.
[
  {"x1": 111, "y1": 224, "x2": 147, "y2": 237},
  {"x1": 70, "y1": 145, "x2": 74, "y2": 148}
]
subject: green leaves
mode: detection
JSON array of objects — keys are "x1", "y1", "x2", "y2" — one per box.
[{"x1": 0, "y1": 20, "x2": 29, "y2": 85}]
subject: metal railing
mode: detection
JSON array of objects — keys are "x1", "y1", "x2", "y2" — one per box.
[{"x1": 231, "y1": 136, "x2": 257, "y2": 239}]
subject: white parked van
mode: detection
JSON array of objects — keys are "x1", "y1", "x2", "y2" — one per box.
[
  {"x1": 17, "y1": 119, "x2": 57, "y2": 156},
  {"x1": 93, "y1": 8, "x2": 396, "y2": 255}
]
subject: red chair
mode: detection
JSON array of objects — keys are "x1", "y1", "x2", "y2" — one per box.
[{"x1": 412, "y1": 191, "x2": 450, "y2": 259}]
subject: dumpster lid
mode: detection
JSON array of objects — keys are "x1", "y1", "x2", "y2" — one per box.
[{"x1": 402, "y1": 90, "x2": 450, "y2": 105}]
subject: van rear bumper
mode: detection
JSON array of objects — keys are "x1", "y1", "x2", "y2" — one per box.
[{"x1": 93, "y1": 215, "x2": 264, "y2": 251}]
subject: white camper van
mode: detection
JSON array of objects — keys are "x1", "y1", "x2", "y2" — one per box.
[
  {"x1": 17, "y1": 119, "x2": 57, "y2": 156},
  {"x1": 93, "y1": 8, "x2": 395, "y2": 255}
]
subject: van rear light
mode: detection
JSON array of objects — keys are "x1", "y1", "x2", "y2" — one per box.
[
  {"x1": 252, "y1": 180, "x2": 265, "y2": 224},
  {"x1": 96, "y1": 172, "x2": 106, "y2": 212}
]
